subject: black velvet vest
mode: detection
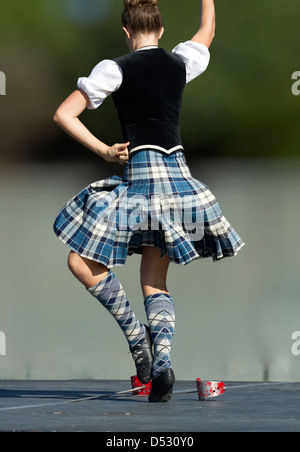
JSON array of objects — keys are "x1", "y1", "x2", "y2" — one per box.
[{"x1": 112, "y1": 48, "x2": 186, "y2": 154}]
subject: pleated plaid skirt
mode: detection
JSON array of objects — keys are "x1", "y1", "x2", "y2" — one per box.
[{"x1": 53, "y1": 150, "x2": 244, "y2": 268}]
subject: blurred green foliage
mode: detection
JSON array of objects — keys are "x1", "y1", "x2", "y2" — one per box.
[{"x1": 0, "y1": 0, "x2": 299, "y2": 162}]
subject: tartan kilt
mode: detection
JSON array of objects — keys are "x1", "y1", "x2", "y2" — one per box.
[{"x1": 53, "y1": 150, "x2": 245, "y2": 268}]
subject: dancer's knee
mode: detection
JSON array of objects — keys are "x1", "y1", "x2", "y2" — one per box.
[
  {"x1": 68, "y1": 252, "x2": 86, "y2": 279},
  {"x1": 140, "y1": 259, "x2": 169, "y2": 298},
  {"x1": 140, "y1": 273, "x2": 169, "y2": 298},
  {"x1": 67, "y1": 251, "x2": 108, "y2": 288}
]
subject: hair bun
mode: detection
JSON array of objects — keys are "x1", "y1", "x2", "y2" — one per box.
[
  {"x1": 124, "y1": 0, "x2": 159, "y2": 8},
  {"x1": 122, "y1": 0, "x2": 162, "y2": 33}
]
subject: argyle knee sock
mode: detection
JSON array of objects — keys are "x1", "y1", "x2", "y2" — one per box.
[
  {"x1": 87, "y1": 271, "x2": 146, "y2": 348},
  {"x1": 144, "y1": 293, "x2": 175, "y2": 378}
]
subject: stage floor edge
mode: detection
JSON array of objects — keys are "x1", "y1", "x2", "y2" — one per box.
[{"x1": 0, "y1": 380, "x2": 299, "y2": 432}]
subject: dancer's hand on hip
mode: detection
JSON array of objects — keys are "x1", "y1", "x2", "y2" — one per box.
[{"x1": 106, "y1": 142, "x2": 130, "y2": 165}]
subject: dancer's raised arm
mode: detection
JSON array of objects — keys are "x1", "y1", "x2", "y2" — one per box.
[{"x1": 191, "y1": 0, "x2": 215, "y2": 48}]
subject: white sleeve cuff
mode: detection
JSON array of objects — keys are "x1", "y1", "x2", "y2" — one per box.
[
  {"x1": 172, "y1": 41, "x2": 210, "y2": 84},
  {"x1": 77, "y1": 60, "x2": 123, "y2": 110}
]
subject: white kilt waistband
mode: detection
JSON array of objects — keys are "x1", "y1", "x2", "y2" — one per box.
[{"x1": 129, "y1": 145, "x2": 184, "y2": 156}]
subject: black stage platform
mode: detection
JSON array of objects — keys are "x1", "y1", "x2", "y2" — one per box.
[{"x1": 0, "y1": 380, "x2": 299, "y2": 432}]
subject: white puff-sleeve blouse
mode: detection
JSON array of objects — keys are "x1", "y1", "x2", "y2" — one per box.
[{"x1": 77, "y1": 41, "x2": 210, "y2": 110}]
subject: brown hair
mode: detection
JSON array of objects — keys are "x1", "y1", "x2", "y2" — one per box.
[{"x1": 122, "y1": 0, "x2": 163, "y2": 35}]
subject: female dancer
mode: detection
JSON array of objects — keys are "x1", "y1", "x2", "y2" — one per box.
[{"x1": 53, "y1": 0, "x2": 244, "y2": 403}]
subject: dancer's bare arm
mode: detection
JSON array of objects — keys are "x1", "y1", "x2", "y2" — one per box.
[
  {"x1": 53, "y1": 89, "x2": 130, "y2": 165},
  {"x1": 191, "y1": 0, "x2": 215, "y2": 48}
]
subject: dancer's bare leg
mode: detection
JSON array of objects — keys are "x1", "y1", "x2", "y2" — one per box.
[
  {"x1": 140, "y1": 247, "x2": 170, "y2": 298},
  {"x1": 67, "y1": 251, "x2": 109, "y2": 288}
]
